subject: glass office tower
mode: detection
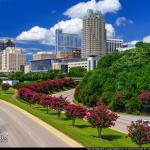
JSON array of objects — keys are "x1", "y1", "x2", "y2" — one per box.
[{"x1": 55, "y1": 29, "x2": 78, "y2": 54}]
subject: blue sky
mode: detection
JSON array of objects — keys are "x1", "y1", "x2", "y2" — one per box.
[{"x1": 0, "y1": 0, "x2": 150, "y2": 60}]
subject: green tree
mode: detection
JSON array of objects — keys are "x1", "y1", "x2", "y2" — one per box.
[{"x1": 67, "y1": 67, "x2": 87, "y2": 77}]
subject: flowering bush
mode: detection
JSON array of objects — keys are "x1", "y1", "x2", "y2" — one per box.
[
  {"x1": 65, "y1": 105, "x2": 87, "y2": 126},
  {"x1": 1, "y1": 83, "x2": 10, "y2": 93},
  {"x1": 18, "y1": 88, "x2": 42, "y2": 105},
  {"x1": 87, "y1": 102, "x2": 119, "y2": 138},
  {"x1": 127, "y1": 120, "x2": 150, "y2": 147},
  {"x1": 22, "y1": 78, "x2": 75, "y2": 94},
  {"x1": 140, "y1": 90, "x2": 150, "y2": 104}
]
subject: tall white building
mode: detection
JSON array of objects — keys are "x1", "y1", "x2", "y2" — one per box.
[
  {"x1": 0, "y1": 47, "x2": 26, "y2": 72},
  {"x1": 82, "y1": 9, "x2": 107, "y2": 58},
  {"x1": 107, "y1": 39, "x2": 123, "y2": 53}
]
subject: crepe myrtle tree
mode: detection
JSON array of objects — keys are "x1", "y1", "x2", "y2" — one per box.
[
  {"x1": 87, "y1": 102, "x2": 119, "y2": 138},
  {"x1": 127, "y1": 120, "x2": 150, "y2": 148},
  {"x1": 49, "y1": 96, "x2": 70, "y2": 119},
  {"x1": 65, "y1": 105, "x2": 87, "y2": 127},
  {"x1": 40, "y1": 95, "x2": 52, "y2": 114}
]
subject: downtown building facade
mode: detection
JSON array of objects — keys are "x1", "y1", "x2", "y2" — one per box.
[
  {"x1": 55, "y1": 29, "x2": 79, "y2": 54},
  {"x1": 0, "y1": 47, "x2": 26, "y2": 72},
  {"x1": 107, "y1": 39, "x2": 123, "y2": 53},
  {"x1": 82, "y1": 9, "x2": 107, "y2": 58},
  {"x1": 30, "y1": 58, "x2": 87, "y2": 73},
  {"x1": 33, "y1": 51, "x2": 56, "y2": 61}
]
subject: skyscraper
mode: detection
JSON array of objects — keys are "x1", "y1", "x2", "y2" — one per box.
[
  {"x1": 82, "y1": 10, "x2": 107, "y2": 58},
  {"x1": 0, "y1": 39, "x2": 15, "y2": 52},
  {"x1": 55, "y1": 29, "x2": 78, "y2": 54},
  {"x1": 0, "y1": 47, "x2": 26, "y2": 72}
]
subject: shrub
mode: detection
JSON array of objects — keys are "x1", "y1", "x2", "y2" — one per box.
[
  {"x1": 87, "y1": 102, "x2": 119, "y2": 138},
  {"x1": 127, "y1": 120, "x2": 150, "y2": 147},
  {"x1": 67, "y1": 67, "x2": 87, "y2": 77},
  {"x1": 18, "y1": 88, "x2": 41, "y2": 106},
  {"x1": 1, "y1": 83, "x2": 10, "y2": 93},
  {"x1": 125, "y1": 99, "x2": 142, "y2": 114},
  {"x1": 140, "y1": 90, "x2": 150, "y2": 104},
  {"x1": 65, "y1": 105, "x2": 87, "y2": 126},
  {"x1": 22, "y1": 78, "x2": 75, "y2": 94},
  {"x1": 13, "y1": 82, "x2": 25, "y2": 89}
]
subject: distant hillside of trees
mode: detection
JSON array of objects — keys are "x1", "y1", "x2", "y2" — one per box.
[{"x1": 75, "y1": 42, "x2": 150, "y2": 115}]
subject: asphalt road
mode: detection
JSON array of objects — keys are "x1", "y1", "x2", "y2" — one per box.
[
  {"x1": 0, "y1": 101, "x2": 69, "y2": 148},
  {"x1": 53, "y1": 89, "x2": 150, "y2": 134}
]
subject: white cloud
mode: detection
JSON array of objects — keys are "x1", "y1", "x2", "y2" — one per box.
[
  {"x1": 105, "y1": 24, "x2": 115, "y2": 38},
  {"x1": 17, "y1": 18, "x2": 115, "y2": 45},
  {"x1": 17, "y1": 18, "x2": 82, "y2": 45},
  {"x1": 115, "y1": 17, "x2": 134, "y2": 26},
  {"x1": 16, "y1": 26, "x2": 51, "y2": 45},
  {"x1": 127, "y1": 40, "x2": 139, "y2": 45},
  {"x1": 143, "y1": 35, "x2": 150, "y2": 43},
  {"x1": 126, "y1": 35, "x2": 150, "y2": 47},
  {"x1": 64, "y1": 0, "x2": 121, "y2": 19},
  {"x1": 16, "y1": 0, "x2": 119, "y2": 46}
]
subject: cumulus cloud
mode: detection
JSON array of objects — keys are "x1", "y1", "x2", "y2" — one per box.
[
  {"x1": 115, "y1": 17, "x2": 134, "y2": 26},
  {"x1": 17, "y1": 18, "x2": 115, "y2": 45},
  {"x1": 105, "y1": 24, "x2": 115, "y2": 38},
  {"x1": 64, "y1": 0, "x2": 121, "y2": 18},
  {"x1": 127, "y1": 35, "x2": 150, "y2": 46},
  {"x1": 16, "y1": 0, "x2": 119, "y2": 46},
  {"x1": 16, "y1": 26, "x2": 51, "y2": 45},
  {"x1": 127, "y1": 40, "x2": 139, "y2": 45},
  {"x1": 17, "y1": 18, "x2": 82, "y2": 45},
  {"x1": 143, "y1": 35, "x2": 150, "y2": 43}
]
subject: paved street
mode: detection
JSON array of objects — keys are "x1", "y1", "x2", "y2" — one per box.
[
  {"x1": 0, "y1": 100, "x2": 69, "y2": 148},
  {"x1": 52, "y1": 89, "x2": 75, "y2": 103},
  {"x1": 53, "y1": 89, "x2": 150, "y2": 134}
]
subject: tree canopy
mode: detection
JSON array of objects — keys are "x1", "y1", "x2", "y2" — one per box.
[
  {"x1": 75, "y1": 42, "x2": 150, "y2": 114},
  {"x1": 67, "y1": 67, "x2": 87, "y2": 77}
]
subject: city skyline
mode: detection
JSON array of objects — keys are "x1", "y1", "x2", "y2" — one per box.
[{"x1": 0, "y1": 0, "x2": 150, "y2": 59}]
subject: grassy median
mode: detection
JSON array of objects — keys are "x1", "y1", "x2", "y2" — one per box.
[{"x1": 0, "y1": 88, "x2": 149, "y2": 148}]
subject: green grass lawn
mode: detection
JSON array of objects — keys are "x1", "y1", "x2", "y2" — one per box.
[{"x1": 0, "y1": 88, "x2": 149, "y2": 148}]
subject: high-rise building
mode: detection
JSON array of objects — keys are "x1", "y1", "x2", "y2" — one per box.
[
  {"x1": 107, "y1": 39, "x2": 123, "y2": 53},
  {"x1": 0, "y1": 39, "x2": 15, "y2": 51},
  {"x1": 33, "y1": 51, "x2": 56, "y2": 61},
  {"x1": 82, "y1": 9, "x2": 107, "y2": 58},
  {"x1": 0, "y1": 47, "x2": 26, "y2": 72},
  {"x1": 55, "y1": 29, "x2": 78, "y2": 54}
]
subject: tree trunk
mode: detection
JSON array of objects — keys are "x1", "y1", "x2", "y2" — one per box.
[
  {"x1": 72, "y1": 118, "x2": 76, "y2": 127},
  {"x1": 97, "y1": 126, "x2": 103, "y2": 138},
  {"x1": 47, "y1": 106, "x2": 49, "y2": 114}
]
